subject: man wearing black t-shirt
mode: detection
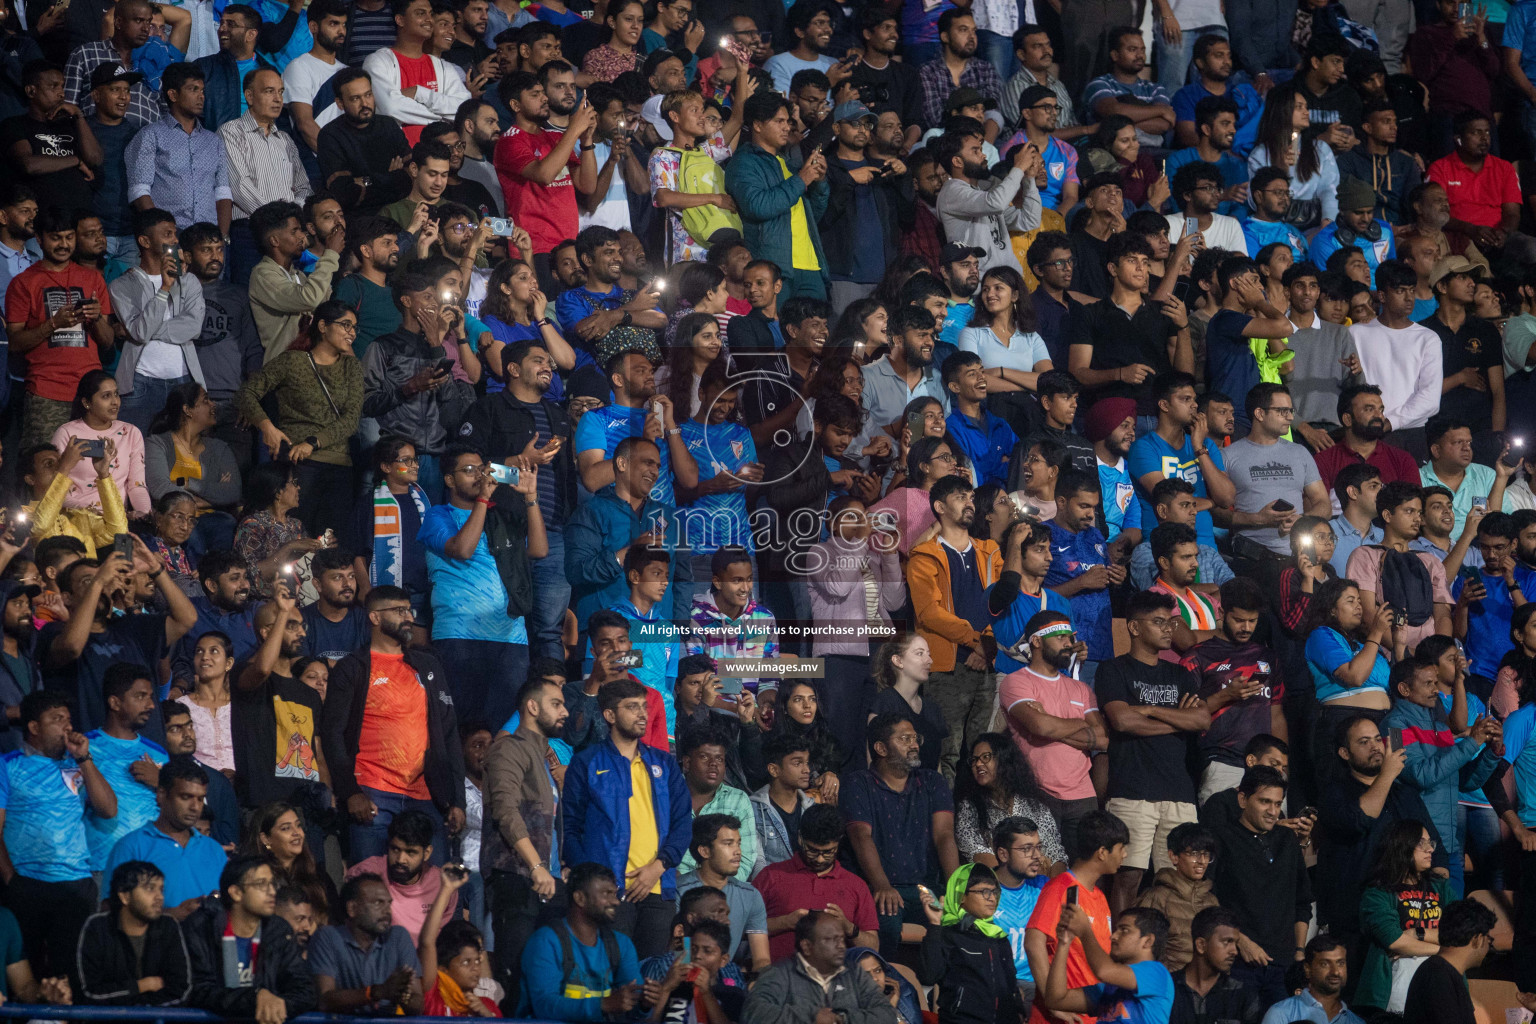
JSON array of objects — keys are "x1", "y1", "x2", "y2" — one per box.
[
  {"x1": 234, "y1": 583, "x2": 328, "y2": 810},
  {"x1": 1095, "y1": 589, "x2": 1210, "y2": 913},
  {"x1": 1404, "y1": 899, "x2": 1497, "y2": 1024},
  {"x1": 1421, "y1": 256, "x2": 1504, "y2": 457},
  {"x1": 847, "y1": 9, "x2": 922, "y2": 150},
  {"x1": 0, "y1": 61, "x2": 102, "y2": 226}
]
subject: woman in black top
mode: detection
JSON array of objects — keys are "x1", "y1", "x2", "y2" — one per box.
[{"x1": 868, "y1": 634, "x2": 948, "y2": 773}]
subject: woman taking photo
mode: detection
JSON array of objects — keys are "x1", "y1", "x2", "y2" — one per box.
[
  {"x1": 582, "y1": 0, "x2": 645, "y2": 80},
  {"x1": 479, "y1": 258, "x2": 576, "y2": 397},
  {"x1": 51, "y1": 370, "x2": 152, "y2": 516},
  {"x1": 234, "y1": 300, "x2": 363, "y2": 537},
  {"x1": 868, "y1": 634, "x2": 948, "y2": 773},
  {"x1": 235, "y1": 462, "x2": 320, "y2": 599},
  {"x1": 350, "y1": 434, "x2": 432, "y2": 614},
  {"x1": 917, "y1": 863, "x2": 1027, "y2": 1024},
  {"x1": 1277, "y1": 515, "x2": 1337, "y2": 637},
  {"x1": 1082, "y1": 115, "x2": 1167, "y2": 210},
  {"x1": 145, "y1": 382, "x2": 242, "y2": 553},
  {"x1": 1302, "y1": 577, "x2": 1404, "y2": 773},
  {"x1": 240, "y1": 802, "x2": 339, "y2": 924},
  {"x1": 958, "y1": 266, "x2": 1052, "y2": 434},
  {"x1": 868, "y1": 435, "x2": 965, "y2": 556},
  {"x1": 1354, "y1": 820, "x2": 1447, "y2": 1016},
  {"x1": 797, "y1": 354, "x2": 893, "y2": 472},
  {"x1": 953, "y1": 732, "x2": 1067, "y2": 870},
  {"x1": 831, "y1": 298, "x2": 891, "y2": 364},
  {"x1": 658, "y1": 311, "x2": 726, "y2": 419},
  {"x1": 1248, "y1": 83, "x2": 1340, "y2": 229}
]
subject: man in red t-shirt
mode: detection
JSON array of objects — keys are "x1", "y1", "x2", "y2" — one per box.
[
  {"x1": 493, "y1": 70, "x2": 598, "y2": 287},
  {"x1": 1025, "y1": 809, "x2": 1127, "y2": 1024},
  {"x1": 3, "y1": 205, "x2": 113, "y2": 450},
  {"x1": 361, "y1": 0, "x2": 472, "y2": 145},
  {"x1": 1427, "y1": 112, "x2": 1536, "y2": 263}
]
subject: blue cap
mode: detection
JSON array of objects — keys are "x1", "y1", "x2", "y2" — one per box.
[{"x1": 832, "y1": 100, "x2": 875, "y2": 125}]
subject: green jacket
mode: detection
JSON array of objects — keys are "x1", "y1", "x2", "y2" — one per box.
[
  {"x1": 1355, "y1": 876, "x2": 1451, "y2": 1011},
  {"x1": 676, "y1": 782, "x2": 761, "y2": 881},
  {"x1": 723, "y1": 141, "x2": 830, "y2": 288}
]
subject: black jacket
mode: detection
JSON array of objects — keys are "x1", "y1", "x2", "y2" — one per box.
[
  {"x1": 1210, "y1": 823, "x2": 1312, "y2": 961},
  {"x1": 1169, "y1": 970, "x2": 1264, "y2": 1024},
  {"x1": 726, "y1": 309, "x2": 779, "y2": 356},
  {"x1": 916, "y1": 919, "x2": 1026, "y2": 1024},
  {"x1": 820, "y1": 158, "x2": 900, "y2": 281},
  {"x1": 181, "y1": 904, "x2": 316, "y2": 1018},
  {"x1": 458, "y1": 389, "x2": 578, "y2": 522},
  {"x1": 1316, "y1": 773, "x2": 1447, "y2": 934},
  {"x1": 77, "y1": 911, "x2": 192, "y2": 1006},
  {"x1": 316, "y1": 114, "x2": 414, "y2": 215},
  {"x1": 322, "y1": 646, "x2": 467, "y2": 814}
]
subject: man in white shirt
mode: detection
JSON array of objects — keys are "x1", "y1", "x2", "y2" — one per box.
[
  {"x1": 1165, "y1": 161, "x2": 1246, "y2": 253},
  {"x1": 219, "y1": 68, "x2": 312, "y2": 285},
  {"x1": 362, "y1": 0, "x2": 470, "y2": 144},
  {"x1": 1350, "y1": 258, "x2": 1443, "y2": 458},
  {"x1": 283, "y1": 0, "x2": 348, "y2": 158}
]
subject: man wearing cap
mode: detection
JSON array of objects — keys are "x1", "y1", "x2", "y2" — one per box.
[
  {"x1": 917, "y1": 9, "x2": 1004, "y2": 133},
  {"x1": 85, "y1": 64, "x2": 143, "y2": 265},
  {"x1": 933, "y1": 126, "x2": 1041, "y2": 276},
  {"x1": 0, "y1": 60, "x2": 101, "y2": 230},
  {"x1": 1088, "y1": 397, "x2": 1143, "y2": 550},
  {"x1": 937, "y1": 241, "x2": 982, "y2": 348},
  {"x1": 822, "y1": 99, "x2": 903, "y2": 316},
  {"x1": 1308, "y1": 177, "x2": 1398, "y2": 287},
  {"x1": 1007, "y1": 85, "x2": 1079, "y2": 212},
  {"x1": 0, "y1": 578, "x2": 41, "y2": 755},
  {"x1": 63, "y1": 0, "x2": 164, "y2": 128},
  {"x1": 1424, "y1": 255, "x2": 1505, "y2": 440},
  {"x1": 1083, "y1": 27, "x2": 1175, "y2": 149}
]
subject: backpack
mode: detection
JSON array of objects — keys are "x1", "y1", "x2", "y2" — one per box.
[
  {"x1": 555, "y1": 919, "x2": 622, "y2": 998},
  {"x1": 664, "y1": 147, "x2": 742, "y2": 248}
]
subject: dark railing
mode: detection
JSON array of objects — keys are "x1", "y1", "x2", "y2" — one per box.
[{"x1": 0, "y1": 1007, "x2": 549, "y2": 1024}]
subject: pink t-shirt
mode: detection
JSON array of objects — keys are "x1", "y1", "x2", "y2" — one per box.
[
  {"x1": 343, "y1": 854, "x2": 456, "y2": 943},
  {"x1": 867, "y1": 487, "x2": 937, "y2": 557},
  {"x1": 998, "y1": 666, "x2": 1098, "y2": 801},
  {"x1": 1343, "y1": 545, "x2": 1452, "y2": 654}
]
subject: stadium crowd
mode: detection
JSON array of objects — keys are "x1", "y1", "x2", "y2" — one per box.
[{"x1": 10, "y1": 0, "x2": 1536, "y2": 1019}]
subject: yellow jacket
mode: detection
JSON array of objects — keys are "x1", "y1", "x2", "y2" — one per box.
[
  {"x1": 907, "y1": 535, "x2": 1003, "y2": 672},
  {"x1": 27, "y1": 471, "x2": 128, "y2": 558}
]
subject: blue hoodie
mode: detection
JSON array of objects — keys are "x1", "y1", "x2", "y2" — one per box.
[
  {"x1": 1381, "y1": 696, "x2": 1500, "y2": 859},
  {"x1": 564, "y1": 483, "x2": 693, "y2": 632}
]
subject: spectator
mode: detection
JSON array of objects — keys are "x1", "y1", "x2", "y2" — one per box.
[
  {"x1": 1224, "y1": 383, "x2": 1331, "y2": 569},
  {"x1": 218, "y1": 69, "x2": 311, "y2": 284},
  {"x1": 1242, "y1": 168, "x2": 1310, "y2": 261},
  {"x1": 282, "y1": 0, "x2": 348, "y2": 155},
  {"x1": 182, "y1": 855, "x2": 315, "y2": 1017},
  {"x1": 1133, "y1": 823, "x2": 1219, "y2": 973},
  {"x1": 1341, "y1": 480, "x2": 1451, "y2": 656},
  {"x1": 999, "y1": 25, "x2": 1083, "y2": 136},
  {"x1": 1171, "y1": 40, "x2": 1262, "y2": 156},
  {"x1": 1202, "y1": 265, "x2": 1299, "y2": 438},
  {"x1": 50, "y1": 371, "x2": 152, "y2": 516},
  {"x1": 1309, "y1": 178, "x2": 1398, "y2": 286},
  {"x1": 943, "y1": 351, "x2": 1018, "y2": 488},
  {"x1": 1258, "y1": 936, "x2": 1364, "y2": 1024},
  {"x1": 309, "y1": 872, "x2": 425, "y2": 1014},
  {"x1": 1350, "y1": 260, "x2": 1443, "y2": 446},
  {"x1": 914, "y1": 861, "x2": 1028, "y2": 1024},
  {"x1": 518, "y1": 860, "x2": 642, "y2": 1018},
  {"x1": 246, "y1": 200, "x2": 343, "y2": 362},
  {"x1": 1040, "y1": 903, "x2": 1174, "y2": 1024},
  {"x1": 676, "y1": 730, "x2": 760, "y2": 879},
  {"x1": 1008, "y1": 86, "x2": 1079, "y2": 214},
  {"x1": 1422, "y1": 414, "x2": 1514, "y2": 541},
  {"x1": 102, "y1": 757, "x2": 226, "y2": 912},
  {"x1": 764, "y1": 0, "x2": 844, "y2": 95},
  {"x1": 1167, "y1": 162, "x2": 1247, "y2": 254},
  {"x1": 316, "y1": 70, "x2": 413, "y2": 216},
  {"x1": 916, "y1": 9, "x2": 1004, "y2": 132},
  {"x1": 157, "y1": 700, "x2": 239, "y2": 845},
  {"x1": 562, "y1": 678, "x2": 691, "y2": 959},
  {"x1": 63, "y1": 0, "x2": 163, "y2": 126},
  {"x1": 749, "y1": 732, "x2": 816, "y2": 869},
  {"x1": 933, "y1": 127, "x2": 1041, "y2": 277},
  {"x1": 1283, "y1": 263, "x2": 1362, "y2": 451},
  {"x1": 562, "y1": 609, "x2": 668, "y2": 753},
  {"x1": 1428, "y1": 112, "x2": 1536, "y2": 264},
  {"x1": 955, "y1": 731, "x2": 1068, "y2": 870},
  {"x1": 743, "y1": 910, "x2": 895, "y2": 1024},
  {"x1": 1316, "y1": 383, "x2": 1422, "y2": 500},
  {"x1": 1045, "y1": 471, "x2": 1120, "y2": 671},
  {"x1": 1, "y1": 60, "x2": 100, "y2": 223},
  {"x1": 754, "y1": 801, "x2": 879, "y2": 961},
  {"x1": 1171, "y1": 906, "x2": 1263, "y2": 1024},
  {"x1": 232, "y1": 588, "x2": 327, "y2": 809},
  {"x1": 820, "y1": 99, "x2": 904, "y2": 312},
  {"x1": 556, "y1": 228, "x2": 667, "y2": 369},
  {"x1": 1329, "y1": 463, "x2": 1385, "y2": 574},
  {"x1": 1426, "y1": 255, "x2": 1505, "y2": 441},
  {"x1": 125, "y1": 65, "x2": 231, "y2": 235},
  {"x1": 77, "y1": 860, "x2": 192, "y2": 1005},
  {"x1": 342, "y1": 809, "x2": 457, "y2": 941},
  {"x1": 1404, "y1": 899, "x2": 1497, "y2": 1024},
  {"x1": 191, "y1": 6, "x2": 273, "y2": 132},
  {"x1": 1336, "y1": 100, "x2": 1423, "y2": 227},
  {"x1": 1247, "y1": 83, "x2": 1340, "y2": 230},
  {"x1": 361, "y1": 0, "x2": 470, "y2": 145},
  {"x1": 143, "y1": 383, "x2": 244, "y2": 530},
  {"x1": 677, "y1": 813, "x2": 771, "y2": 970},
  {"x1": 299, "y1": 547, "x2": 368, "y2": 663},
  {"x1": 0, "y1": 691, "x2": 117, "y2": 980}
]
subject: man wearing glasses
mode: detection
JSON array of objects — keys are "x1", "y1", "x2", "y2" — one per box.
[
  {"x1": 1165, "y1": 162, "x2": 1248, "y2": 255},
  {"x1": 1024, "y1": 232, "x2": 1081, "y2": 368},
  {"x1": 1009, "y1": 85, "x2": 1078, "y2": 213}
]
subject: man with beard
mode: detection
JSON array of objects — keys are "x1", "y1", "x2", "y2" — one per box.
[
  {"x1": 539, "y1": 59, "x2": 579, "y2": 133},
  {"x1": 323, "y1": 584, "x2": 466, "y2": 865},
  {"x1": 1149, "y1": 523, "x2": 1221, "y2": 653},
  {"x1": 562, "y1": 679, "x2": 692, "y2": 960},
  {"x1": 309, "y1": 872, "x2": 422, "y2": 1014},
  {"x1": 1001, "y1": 25, "x2": 1088, "y2": 139},
  {"x1": 933, "y1": 126, "x2": 1041, "y2": 277},
  {"x1": 343, "y1": 809, "x2": 456, "y2": 942},
  {"x1": 274, "y1": 886, "x2": 317, "y2": 952},
  {"x1": 1394, "y1": 181, "x2": 1489, "y2": 271},
  {"x1": 299, "y1": 193, "x2": 347, "y2": 274},
  {"x1": 1314, "y1": 715, "x2": 1446, "y2": 938},
  {"x1": 0, "y1": 579, "x2": 38, "y2": 752},
  {"x1": 936, "y1": 241, "x2": 980, "y2": 347},
  {"x1": 572, "y1": 346, "x2": 694, "y2": 501},
  {"x1": 169, "y1": 551, "x2": 257, "y2": 689},
  {"x1": 861, "y1": 305, "x2": 945, "y2": 441},
  {"x1": 180, "y1": 223, "x2": 261, "y2": 459},
  {"x1": 1087, "y1": 396, "x2": 1141, "y2": 552},
  {"x1": 484, "y1": 676, "x2": 569, "y2": 999},
  {"x1": 1171, "y1": 39, "x2": 1263, "y2": 159},
  {"x1": 317, "y1": 68, "x2": 414, "y2": 216},
  {"x1": 157, "y1": 699, "x2": 239, "y2": 845},
  {"x1": 84, "y1": 665, "x2": 171, "y2": 872},
  {"x1": 1316, "y1": 384, "x2": 1422, "y2": 498},
  {"x1": 915, "y1": 9, "x2": 1003, "y2": 133},
  {"x1": 454, "y1": 98, "x2": 504, "y2": 216},
  {"x1": 419, "y1": 123, "x2": 499, "y2": 219},
  {"x1": 520, "y1": 862, "x2": 642, "y2": 1020},
  {"x1": 284, "y1": 0, "x2": 349, "y2": 156},
  {"x1": 233, "y1": 583, "x2": 327, "y2": 809},
  {"x1": 1178, "y1": 579, "x2": 1284, "y2": 803},
  {"x1": 1083, "y1": 27, "x2": 1175, "y2": 149},
  {"x1": 0, "y1": 187, "x2": 39, "y2": 369},
  {"x1": 63, "y1": 0, "x2": 163, "y2": 126},
  {"x1": 77, "y1": 861, "x2": 192, "y2": 1006},
  {"x1": 0, "y1": 61, "x2": 101, "y2": 227},
  {"x1": 301, "y1": 547, "x2": 370, "y2": 664},
  {"x1": 1259, "y1": 937, "x2": 1364, "y2": 1024},
  {"x1": 1011, "y1": 86, "x2": 1078, "y2": 214},
  {"x1": 898, "y1": 148, "x2": 947, "y2": 272},
  {"x1": 909, "y1": 475, "x2": 1002, "y2": 778},
  {"x1": 999, "y1": 610, "x2": 1104, "y2": 847},
  {"x1": 1169, "y1": 907, "x2": 1263, "y2": 1024},
  {"x1": 841, "y1": 713, "x2": 959, "y2": 956},
  {"x1": 554, "y1": 227, "x2": 665, "y2": 368},
  {"x1": 333, "y1": 216, "x2": 403, "y2": 356}
]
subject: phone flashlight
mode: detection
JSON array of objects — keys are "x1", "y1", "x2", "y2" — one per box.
[
  {"x1": 1517, "y1": 437, "x2": 1527, "y2": 448},
  {"x1": 654, "y1": 279, "x2": 667, "y2": 291},
  {"x1": 1298, "y1": 534, "x2": 1313, "y2": 548},
  {"x1": 720, "y1": 36, "x2": 730, "y2": 47}
]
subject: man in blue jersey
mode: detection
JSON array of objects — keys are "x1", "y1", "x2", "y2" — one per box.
[
  {"x1": 677, "y1": 369, "x2": 760, "y2": 581},
  {"x1": 1043, "y1": 904, "x2": 1176, "y2": 1024},
  {"x1": 992, "y1": 815, "x2": 1051, "y2": 1011},
  {"x1": 992, "y1": 522, "x2": 1075, "y2": 675},
  {"x1": 574, "y1": 349, "x2": 699, "y2": 508},
  {"x1": 0, "y1": 690, "x2": 118, "y2": 979},
  {"x1": 1128, "y1": 371, "x2": 1235, "y2": 551},
  {"x1": 1046, "y1": 470, "x2": 1120, "y2": 681},
  {"x1": 85, "y1": 664, "x2": 170, "y2": 872}
]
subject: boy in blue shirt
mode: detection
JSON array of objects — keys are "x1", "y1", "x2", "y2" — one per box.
[
  {"x1": 1128, "y1": 371, "x2": 1234, "y2": 550},
  {"x1": 944, "y1": 350, "x2": 1017, "y2": 488},
  {"x1": 86, "y1": 665, "x2": 169, "y2": 871},
  {"x1": 1043, "y1": 903, "x2": 1175, "y2": 1024},
  {"x1": 611, "y1": 547, "x2": 681, "y2": 741},
  {"x1": 991, "y1": 815, "x2": 1052, "y2": 1002},
  {"x1": 1046, "y1": 470, "x2": 1121, "y2": 675}
]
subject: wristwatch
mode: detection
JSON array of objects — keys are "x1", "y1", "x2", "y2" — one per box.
[{"x1": 620, "y1": 311, "x2": 633, "y2": 327}]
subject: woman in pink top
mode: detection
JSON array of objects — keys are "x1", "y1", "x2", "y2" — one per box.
[
  {"x1": 50, "y1": 370, "x2": 151, "y2": 515},
  {"x1": 1491, "y1": 603, "x2": 1536, "y2": 719},
  {"x1": 867, "y1": 435, "x2": 966, "y2": 556},
  {"x1": 581, "y1": 0, "x2": 644, "y2": 81}
]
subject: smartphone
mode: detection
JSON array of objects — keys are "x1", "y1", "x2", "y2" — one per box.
[
  {"x1": 160, "y1": 242, "x2": 180, "y2": 276},
  {"x1": 1460, "y1": 565, "x2": 1482, "y2": 587},
  {"x1": 906, "y1": 409, "x2": 928, "y2": 441},
  {"x1": 112, "y1": 532, "x2": 133, "y2": 564},
  {"x1": 682, "y1": 936, "x2": 692, "y2": 963},
  {"x1": 489, "y1": 462, "x2": 520, "y2": 486},
  {"x1": 442, "y1": 862, "x2": 470, "y2": 883},
  {"x1": 1065, "y1": 885, "x2": 1079, "y2": 906},
  {"x1": 1184, "y1": 216, "x2": 1199, "y2": 241},
  {"x1": 79, "y1": 438, "x2": 106, "y2": 459},
  {"x1": 8, "y1": 510, "x2": 31, "y2": 547},
  {"x1": 1271, "y1": 499, "x2": 1295, "y2": 513},
  {"x1": 435, "y1": 358, "x2": 455, "y2": 375},
  {"x1": 1504, "y1": 437, "x2": 1526, "y2": 467},
  {"x1": 613, "y1": 650, "x2": 644, "y2": 669},
  {"x1": 278, "y1": 562, "x2": 300, "y2": 594},
  {"x1": 1297, "y1": 532, "x2": 1313, "y2": 548},
  {"x1": 486, "y1": 217, "x2": 517, "y2": 236},
  {"x1": 1299, "y1": 806, "x2": 1319, "y2": 820},
  {"x1": 1388, "y1": 727, "x2": 1404, "y2": 753}
]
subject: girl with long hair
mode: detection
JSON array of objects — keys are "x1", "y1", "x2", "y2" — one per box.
[
  {"x1": 239, "y1": 802, "x2": 339, "y2": 924},
  {"x1": 1354, "y1": 820, "x2": 1446, "y2": 1014},
  {"x1": 657, "y1": 311, "x2": 725, "y2": 418},
  {"x1": 867, "y1": 434, "x2": 967, "y2": 555},
  {"x1": 349, "y1": 434, "x2": 433, "y2": 612},
  {"x1": 762, "y1": 679, "x2": 845, "y2": 803},
  {"x1": 1248, "y1": 83, "x2": 1340, "y2": 228},
  {"x1": 478, "y1": 258, "x2": 576, "y2": 396},
  {"x1": 1303, "y1": 577, "x2": 1403, "y2": 773},
  {"x1": 952, "y1": 732, "x2": 1067, "y2": 869},
  {"x1": 869, "y1": 635, "x2": 948, "y2": 773},
  {"x1": 1492, "y1": 602, "x2": 1536, "y2": 718},
  {"x1": 1013, "y1": 438, "x2": 1069, "y2": 519},
  {"x1": 1276, "y1": 515, "x2": 1337, "y2": 637},
  {"x1": 184, "y1": 630, "x2": 235, "y2": 773},
  {"x1": 582, "y1": 0, "x2": 645, "y2": 80},
  {"x1": 797, "y1": 354, "x2": 893, "y2": 471},
  {"x1": 831, "y1": 298, "x2": 891, "y2": 364},
  {"x1": 1083, "y1": 115, "x2": 1165, "y2": 209},
  {"x1": 51, "y1": 370, "x2": 152, "y2": 515},
  {"x1": 958, "y1": 267, "x2": 1051, "y2": 397}
]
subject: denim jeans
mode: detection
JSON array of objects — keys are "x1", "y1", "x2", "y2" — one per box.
[
  {"x1": 1458, "y1": 802, "x2": 1504, "y2": 892},
  {"x1": 977, "y1": 28, "x2": 1016, "y2": 79},
  {"x1": 119, "y1": 373, "x2": 193, "y2": 435},
  {"x1": 435, "y1": 637, "x2": 529, "y2": 731},
  {"x1": 348, "y1": 784, "x2": 447, "y2": 865},
  {"x1": 528, "y1": 529, "x2": 570, "y2": 661},
  {"x1": 1155, "y1": 24, "x2": 1225, "y2": 91},
  {"x1": 105, "y1": 235, "x2": 140, "y2": 267}
]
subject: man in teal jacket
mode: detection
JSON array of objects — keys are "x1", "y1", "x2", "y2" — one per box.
[{"x1": 724, "y1": 91, "x2": 831, "y2": 302}]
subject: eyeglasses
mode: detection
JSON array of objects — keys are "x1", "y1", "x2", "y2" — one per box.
[
  {"x1": 1260, "y1": 187, "x2": 1292, "y2": 198},
  {"x1": 1030, "y1": 103, "x2": 1059, "y2": 112},
  {"x1": 1417, "y1": 838, "x2": 1438, "y2": 851},
  {"x1": 1262, "y1": 406, "x2": 1296, "y2": 417},
  {"x1": 160, "y1": 512, "x2": 194, "y2": 525},
  {"x1": 377, "y1": 605, "x2": 415, "y2": 616},
  {"x1": 928, "y1": 452, "x2": 957, "y2": 464},
  {"x1": 1037, "y1": 258, "x2": 1074, "y2": 269},
  {"x1": 326, "y1": 320, "x2": 358, "y2": 334},
  {"x1": 968, "y1": 750, "x2": 994, "y2": 767},
  {"x1": 455, "y1": 464, "x2": 487, "y2": 476},
  {"x1": 240, "y1": 878, "x2": 278, "y2": 892},
  {"x1": 965, "y1": 886, "x2": 1001, "y2": 900},
  {"x1": 1192, "y1": 183, "x2": 1222, "y2": 193},
  {"x1": 393, "y1": 457, "x2": 421, "y2": 467},
  {"x1": 447, "y1": 223, "x2": 475, "y2": 234}
]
